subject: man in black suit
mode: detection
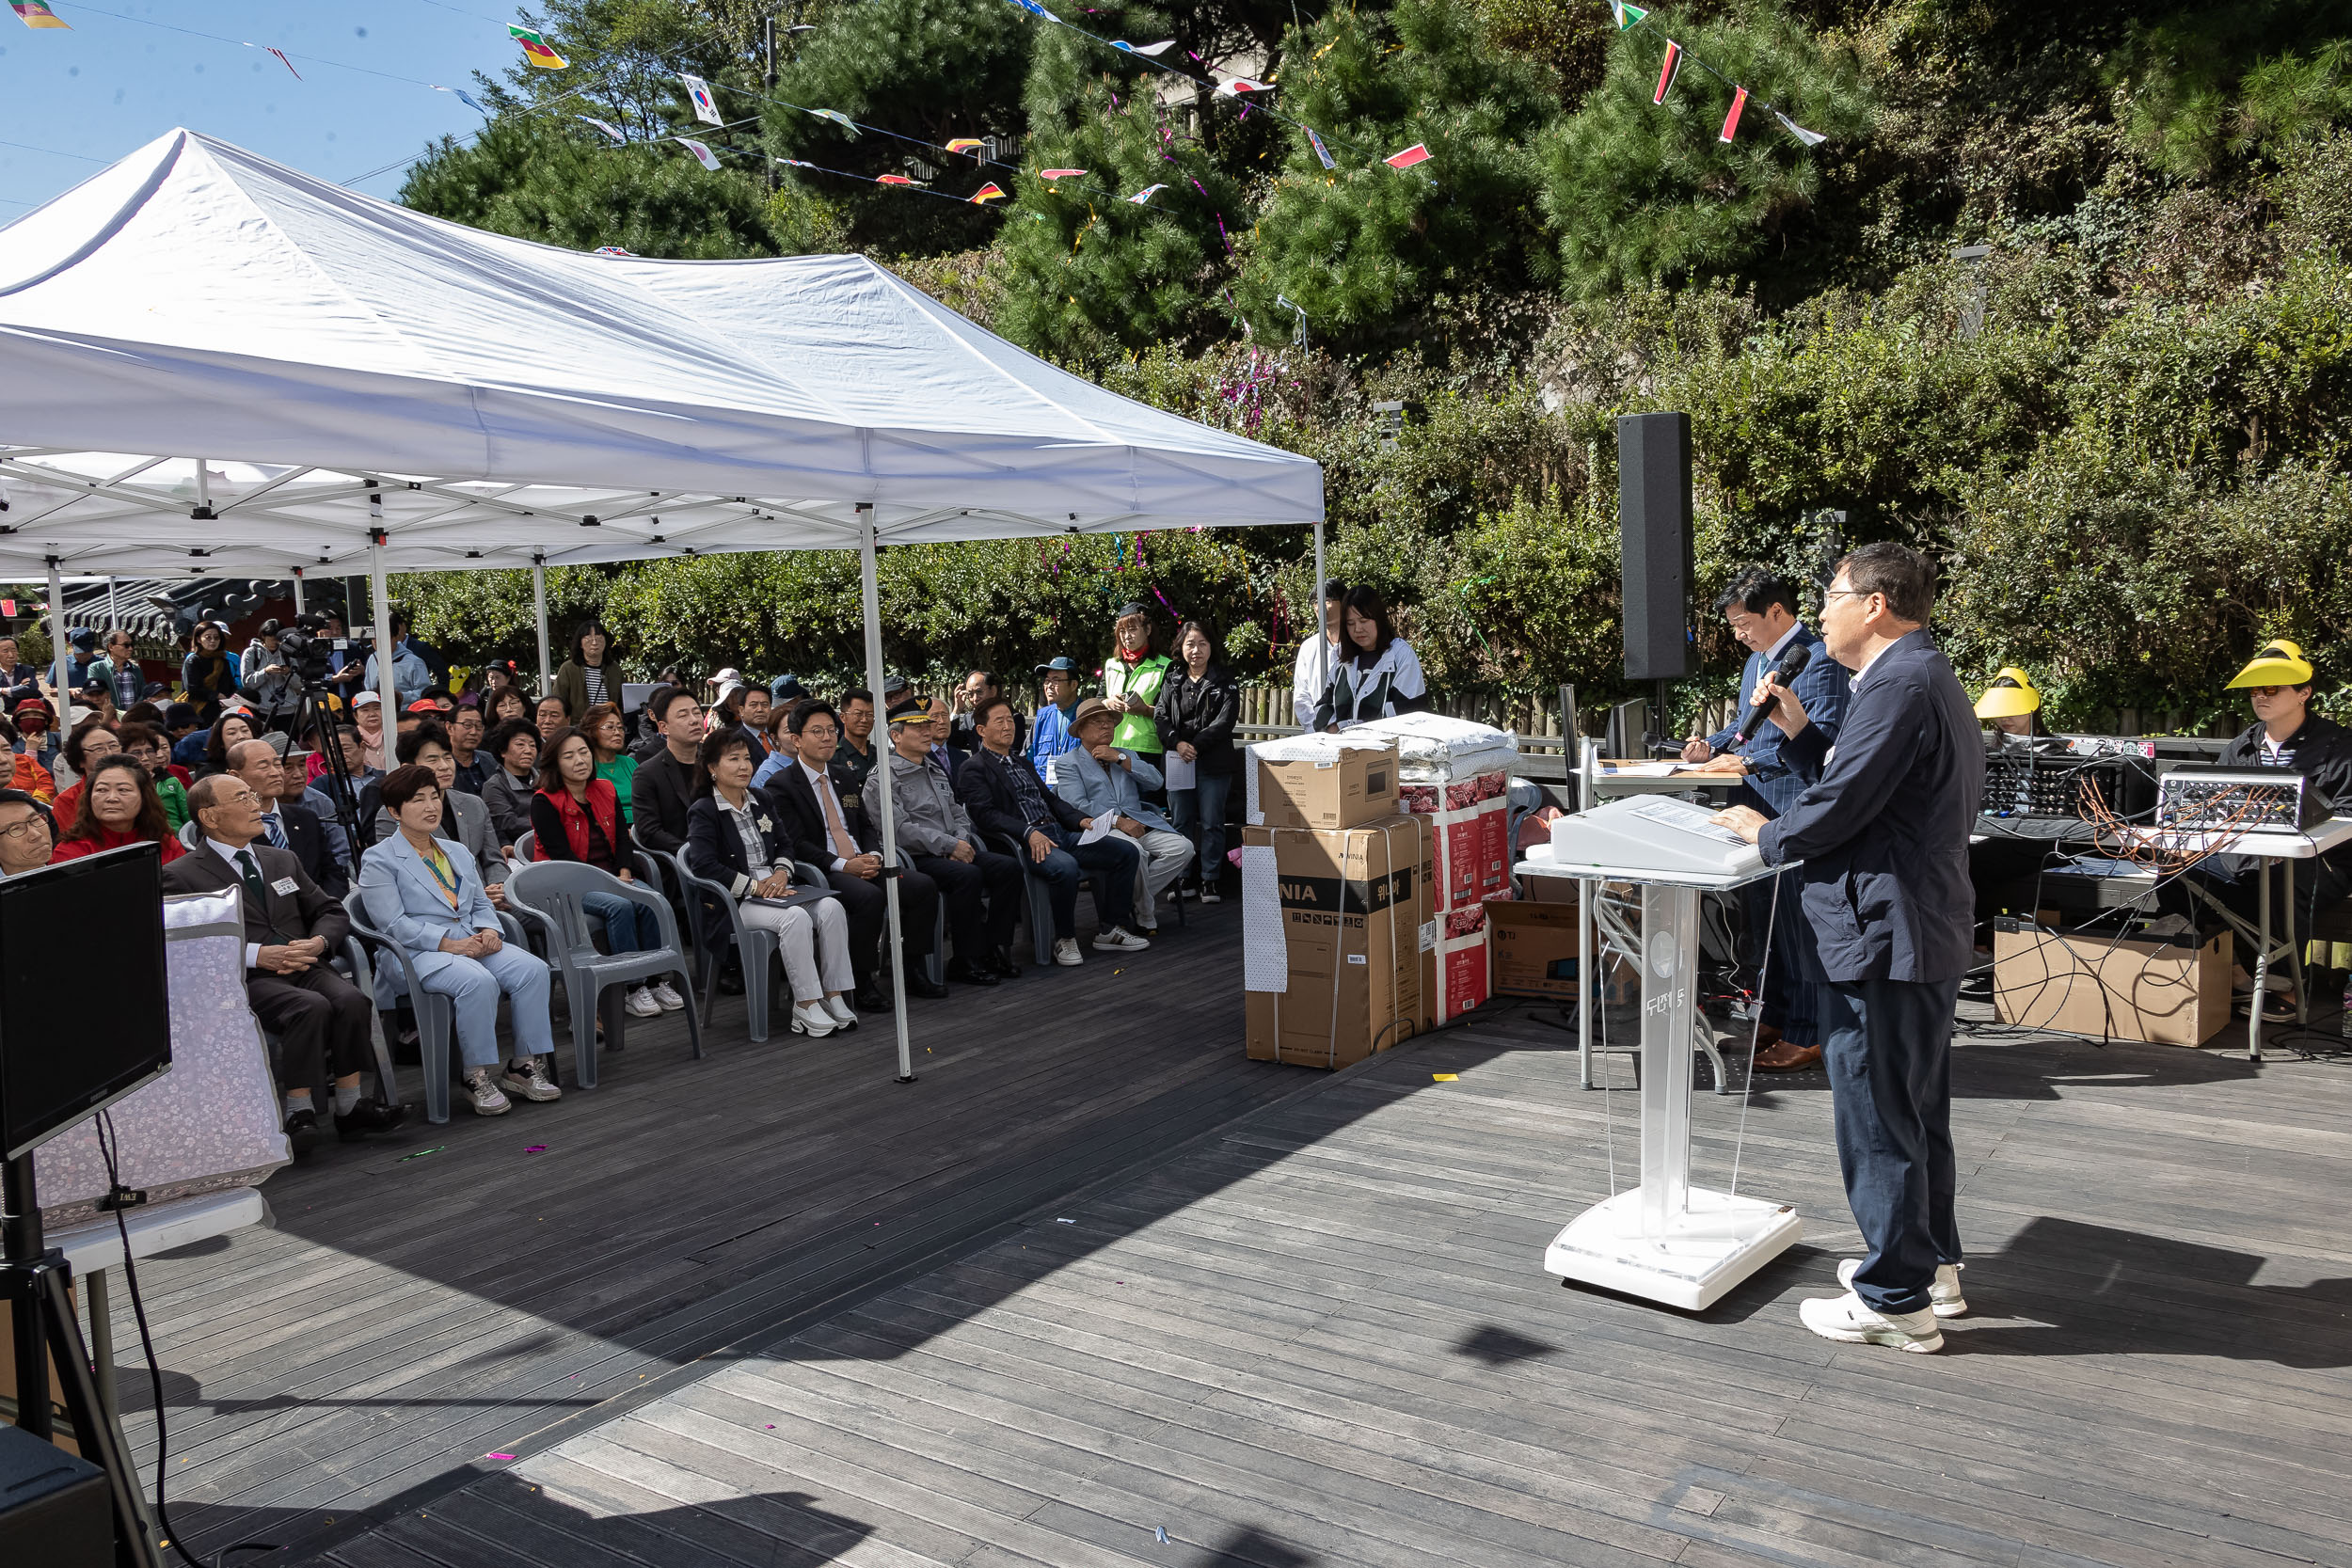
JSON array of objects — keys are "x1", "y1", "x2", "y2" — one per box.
[
  {"x1": 764, "y1": 697, "x2": 944, "y2": 1003},
  {"x1": 630, "y1": 685, "x2": 704, "y2": 856},
  {"x1": 227, "y1": 737, "x2": 347, "y2": 899},
  {"x1": 162, "y1": 773, "x2": 404, "y2": 1152},
  {"x1": 1713, "y1": 544, "x2": 1983, "y2": 1355}
]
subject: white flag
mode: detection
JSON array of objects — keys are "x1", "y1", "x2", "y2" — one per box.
[
  {"x1": 675, "y1": 136, "x2": 723, "y2": 171},
  {"x1": 679, "y1": 71, "x2": 723, "y2": 127}
]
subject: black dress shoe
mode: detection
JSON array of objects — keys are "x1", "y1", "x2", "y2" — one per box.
[
  {"x1": 902, "y1": 974, "x2": 949, "y2": 1000},
  {"x1": 852, "y1": 985, "x2": 890, "y2": 1013},
  {"x1": 988, "y1": 945, "x2": 1024, "y2": 979},
  {"x1": 335, "y1": 1099, "x2": 406, "y2": 1143},
  {"x1": 716, "y1": 966, "x2": 746, "y2": 995},
  {"x1": 283, "y1": 1107, "x2": 320, "y2": 1155},
  {"x1": 945, "y1": 958, "x2": 1001, "y2": 988}
]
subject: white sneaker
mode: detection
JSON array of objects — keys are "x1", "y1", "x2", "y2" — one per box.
[
  {"x1": 1053, "y1": 937, "x2": 1084, "y2": 967},
  {"x1": 1838, "y1": 1259, "x2": 1967, "y2": 1317},
  {"x1": 624, "y1": 986, "x2": 662, "y2": 1018},
  {"x1": 822, "y1": 994, "x2": 857, "y2": 1028},
  {"x1": 499, "y1": 1057, "x2": 562, "y2": 1102},
  {"x1": 790, "y1": 1000, "x2": 837, "y2": 1037},
  {"x1": 1092, "y1": 927, "x2": 1151, "y2": 952},
  {"x1": 1199, "y1": 889, "x2": 1222, "y2": 904},
  {"x1": 648, "y1": 980, "x2": 687, "y2": 1012},
  {"x1": 462, "y1": 1069, "x2": 512, "y2": 1116},
  {"x1": 1799, "y1": 1291, "x2": 1944, "y2": 1353}
]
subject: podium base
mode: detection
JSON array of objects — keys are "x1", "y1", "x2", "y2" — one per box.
[{"x1": 1545, "y1": 1187, "x2": 1803, "y2": 1310}]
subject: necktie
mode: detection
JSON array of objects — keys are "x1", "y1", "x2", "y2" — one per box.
[
  {"x1": 262, "y1": 811, "x2": 289, "y2": 849},
  {"x1": 233, "y1": 848, "x2": 270, "y2": 914},
  {"x1": 818, "y1": 774, "x2": 857, "y2": 861}
]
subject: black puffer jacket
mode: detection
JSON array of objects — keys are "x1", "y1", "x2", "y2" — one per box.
[{"x1": 1153, "y1": 662, "x2": 1241, "y2": 777}]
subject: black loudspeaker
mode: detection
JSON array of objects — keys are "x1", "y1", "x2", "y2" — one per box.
[
  {"x1": 0, "y1": 1423, "x2": 111, "y2": 1568},
  {"x1": 1617, "y1": 412, "x2": 1693, "y2": 681}
]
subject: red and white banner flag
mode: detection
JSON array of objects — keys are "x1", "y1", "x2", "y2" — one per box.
[
  {"x1": 1719, "y1": 86, "x2": 1748, "y2": 143},
  {"x1": 1652, "y1": 40, "x2": 1681, "y2": 104},
  {"x1": 675, "y1": 137, "x2": 722, "y2": 171},
  {"x1": 1385, "y1": 142, "x2": 1431, "y2": 170}
]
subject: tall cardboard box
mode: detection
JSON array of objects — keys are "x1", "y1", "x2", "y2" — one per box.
[
  {"x1": 1992, "y1": 919, "x2": 2233, "y2": 1046},
  {"x1": 1488, "y1": 899, "x2": 1583, "y2": 999},
  {"x1": 1247, "y1": 736, "x2": 1401, "y2": 831},
  {"x1": 1242, "y1": 816, "x2": 1431, "y2": 1068}
]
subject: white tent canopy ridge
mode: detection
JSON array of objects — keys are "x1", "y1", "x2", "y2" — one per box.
[{"x1": 0, "y1": 128, "x2": 1322, "y2": 578}]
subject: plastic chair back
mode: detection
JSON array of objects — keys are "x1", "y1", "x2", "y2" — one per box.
[{"x1": 503, "y1": 860, "x2": 699, "y2": 1085}]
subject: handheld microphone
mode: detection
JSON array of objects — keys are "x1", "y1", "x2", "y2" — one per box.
[{"x1": 1733, "y1": 641, "x2": 1812, "y2": 748}]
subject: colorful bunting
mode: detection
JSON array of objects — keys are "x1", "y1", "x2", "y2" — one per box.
[
  {"x1": 1306, "y1": 127, "x2": 1336, "y2": 170},
  {"x1": 877, "y1": 173, "x2": 916, "y2": 185},
  {"x1": 1004, "y1": 0, "x2": 1059, "y2": 18},
  {"x1": 432, "y1": 85, "x2": 488, "y2": 113},
  {"x1": 1126, "y1": 183, "x2": 1167, "y2": 204},
  {"x1": 945, "y1": 137, "x2": 985, "y2": 154},
  {"x1": 1652, "y1": 40, "x2": 1681, "y2": 104},
  {"x1": 1385, "y1": 142, "x2": 1431, "y2": 170},
  {"x1": 509, "y1": 24, "x2": 568, "y2": 69},
  {"x1": 813, "y1": 108, "x2": 859, "y2": 137},
  {"x1": 10, "y1": 2, "x2": 70, "y2": 28},
  {"x1": 1110, "y1": 39, "x2": 1175, "y2": 55},
  {"x1": 1718, "y1": 85, "x2": 1747, "y2": 143},
  {"x1": 775, "y1": 156, "x2": 817, "y2": 167},
  {"x1": 1610, "y1": 1, "x2": 1646, "y2": 27},
  {"x1": 675, "y1": 136, "x2": 722, "y2": 171},
  {"x1": 1215, "y1": 76, "x2": 1273, "y2": 97},
  {"x1": 1773, "y1": 110, "x2": 1826, "y2": 148},
  {"x1": 679, "y1": 71, "x2": 722, "y2": 127},
  {"x1": 577, "y1": 114, "x2": 627, "y2": 143},
  {"x1": 970, "y1": 182, "x2": 1008, "y2": 203},
  {"x1": 593, "y1": 246, "x2": 633, "y2": 256}
]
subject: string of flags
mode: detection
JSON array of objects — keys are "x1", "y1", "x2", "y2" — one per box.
[
  {"x1": 9, "y1": 3, "x2": 71, "y2": 28},
  {"x1": 509, "y1": 24, "x2": 567, "y2": 71},
  {"x1": 1605, "y1": 0, "x2": 1825, "y2": 148}
]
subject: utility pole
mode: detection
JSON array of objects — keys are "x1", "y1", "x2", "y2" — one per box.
[{"x1": 762, "y1": 13, "x2": 779, "y2": 192}]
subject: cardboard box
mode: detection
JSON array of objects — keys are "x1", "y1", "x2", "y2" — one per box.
[
  {"x1": 1252, "y1": 738, "x2": 1400, "y2": 832},
  {"x1": 1242, "y1": 816, "x2": 1431, "y2": 1068},
  {"x1": 1992, "y1": 919, "x2": 2233, "y2": 1046},
  {"x1": 1401, "y1": 776, "x2": 1510, "y2": 911},
  {"x1": 1424, "y1": 928, "x2": 1490, "y2": 1024},
  {"x1": 1488, "y1": 899, "x2": 1583, "y2": 1000}
]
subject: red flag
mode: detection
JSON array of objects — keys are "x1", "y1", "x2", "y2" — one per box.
[
  {"x1": 1719, "y1": 86, "x2": 1748, "y2": 143},
  {"x1": 1652, "y1": 40, "x2": 1681, "y2": 104},
  {"x1": 1384, "y1": 142, "x2": 1431, "y2": 170}
]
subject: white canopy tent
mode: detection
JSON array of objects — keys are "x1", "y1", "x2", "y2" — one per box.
[{"x1": 0, "y1": 129, "x2": 1326, "y2": 1079}]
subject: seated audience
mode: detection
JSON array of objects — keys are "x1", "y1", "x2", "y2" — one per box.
[
  {"x1": 371, "y1": 722, "x2": 508, "y2": 906},
  {"x1": 11, "y1": 698, "x2": 63, "y2": 782},
  {"x1": 628, "y1": 686, "x2": 706, "y2": 857},
  {"x1": 487, "y1": 686, "x2": 532, "y2": 728},
  {"x1": 751, "y1": 705, "x2": 801, "y2": 792},
  {"x1": 305, "y1": 722, "x2": 381, "y2": 829},
  {"x1": 49, "y1": 717, "x2": 123, "y2": 827},
  {"x1": 1153, "y1": 620, "x2": 1241, "y2": 902},
  {"x1": 950, "y1": 670, "x2": 1025, "y2": 756},
  {"x1": 116, "y1": 723, "x2": 191, "y2": 830},
  {"x1": 351, "y1": 690, "x2": 389, "y2": 769},
  {"x1": 162, "y1": 773, "x2": 403, "y2": 1151},
  {"x1": 198, "y1": 709, "x2": 258, "y2": 781},
  {"x1": 710, "y1": 683, "x2": 770, "y2": 766},
  {"x1": 529, "y1": 725, "x2": 681, "y2": 1019},
  {"x1": 0, "y1": 638, "x2": 41, "y2": 708},
  {"x1": 478, "y1": 718, "x2": 542, "y2": 851},
  {"x1": 925, "y1": 698, "x2": 961, "y2": 784},
  {"x1": 955, "y1": 693, "x2": 1143, "y2": 962},
  {"x1": 835, "y1": 688, "x2": 880, "y2": 798},
  {"x1": 686, "y1": 728, "x2": 859, "y2": 1037},
  {"x1": 446, "y1": 702, "x2": 491, "y2": 795},
  {"x1": 223, "y1": 737, "x2": 349, "y2": 899},
  {"x1": 1029, "y1": 657, "x2": 1084, "y2": 775},
  {"x1": 182, "y1": 622, "x2": 242, "y2": 724},
  {"x1": 535, "y1": 694, "x2": 570, "y2": 748},
  {"x1": 1, "y1": 715, "x2": 56, "y2": 803},
  {"x1": 581, "y1": 702, "x2": 637, "y2": 824},
  {"x1": 358, "y1": 764, "x2": 559, "y2": 1117},
  {"x1": 886, "y1": 699, "x2": 1021, "y2": 985},
  {"x1": 51, "y1": 754, "x2": 185, "y2": 864},
  {"x1": 1054, "y1": 698, "x2": 1193, "y2": 929},
  {"x1": 764, "y1": 697, "x2": 932, "y2": 1006},
  {"x1": 0, "y1": 788, "x2": 55, "y2": 876}
]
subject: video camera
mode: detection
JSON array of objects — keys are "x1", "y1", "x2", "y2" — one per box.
[{"x1": 276, "y1": 612, "x2": 370, "y2": 689}]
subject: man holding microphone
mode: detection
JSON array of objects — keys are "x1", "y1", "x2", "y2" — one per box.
[{"x1": 1709, "y1": 544, "x2": 1982, "y2": 1354}]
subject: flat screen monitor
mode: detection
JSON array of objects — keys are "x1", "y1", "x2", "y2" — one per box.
[{"x1": 0, "y1": 844, "x2": 171, "y2": 1160}]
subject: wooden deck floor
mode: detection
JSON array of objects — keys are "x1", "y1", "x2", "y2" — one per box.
[{"x1": 114, "y1": 909, "x2": 2352, "y2": 1568}]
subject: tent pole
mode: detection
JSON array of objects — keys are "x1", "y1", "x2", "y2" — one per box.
[
  {"x1": 859, "y1": 505, "x2": 914, "y2": 1084},
  {"x1": 1311, "y1": 518, "x2": 1327, "y2": 712},
  {"x1": 532, "y1": 557, "x2": 551, "y2": 694},
  {"x1": 105, "y1": 576, "x2": 118, "y2": 638},
  {"x1": 45, "y1": 557, "x2": 71, "y2": 723},
  {"x1": 368, "y1": 498, "x2": 399, "y2": 723},
  {"x1": 290, "y1": 569, "x2": 305, "y2": 618}
]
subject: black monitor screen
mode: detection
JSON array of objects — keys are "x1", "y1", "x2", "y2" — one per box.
[{"x1": 0, "y1": 844, "x2": 171, "y2": 1160}]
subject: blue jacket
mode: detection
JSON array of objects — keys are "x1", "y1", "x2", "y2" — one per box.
[
  {"x1": 358, "y1": 830, "x2": 504, "y2": 981},
  {"x1": 362, "y1": 642, "x2": 432, "y2": 707},
  {"x1": 1705, "y1": 625, "x2": 1851, "y2": 818},
  {"x1": 1051, "y1": 744, "x2": 1172, "y2": 833},
  {"x1": 1756, "y1": 630, "x2": 1983, "y2": 984},
  {"x1": 1030, "y1": 702, "x2": 1081, "y2": 772}
]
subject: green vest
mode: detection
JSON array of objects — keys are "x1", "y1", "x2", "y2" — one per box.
[{"x1": 1104, "y1": 653, "x2": 1170, "y2": 753}]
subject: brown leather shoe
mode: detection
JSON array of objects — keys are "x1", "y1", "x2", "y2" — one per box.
[
  {"x1": 1755, "y1": 1022, "x2": 1784, "y2": 1048},
  {"x1": 1753, "y1": 1039, "x2": 1822, "y2": 1072}
]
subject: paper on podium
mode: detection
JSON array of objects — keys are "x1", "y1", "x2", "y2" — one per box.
[{"x1": 1534, "y1": 795, "x2": 1776, "y2": 888}]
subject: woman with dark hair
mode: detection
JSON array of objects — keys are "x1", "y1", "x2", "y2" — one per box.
[
  {"x1": 488, "y1": 686, "x2": 532, "y2": 727},
  {"x1": 47, "y1": 717, "x2": 123, "y2": 829},
  {"x1": 358, "y1": 763, "x2": 558, "y2": 1117},
  {"x1": 1102, "y1": 601, "x2": 1170, "y2": 797},
  {"x1": 529, "y1": 726, "x2": 680, "y2": 1019},
  {"x1": 479, "y1": 718, "x2": 542, "y2": 851},
  {"x1": 552, "y1": 618, "x2": 622, "y2": 722},
  {"x1": 1153, "y1": 620, "x2": 1241, "y2": 902},
  {"x1": 182, "y1": 623, "x2": 242, "y2": 725},
  {"x1": 580, "y1": 702, "x2": 638, "y2": 823},
  {"x1": 50, "y1": 753, "x2": 184, "y2": 864},
  {"x1": 199, "y1": 709, "x2": 259, "y2": 781},
  {"x1": 684, "y1": 728, "x2": 856, "y2": 1037},
  {"x1": 116, "y1": 721, "x2": 190, "y2": 830},
  {"x1": 1312, "y1": 585, "x2": 1428, "y2": 732}
]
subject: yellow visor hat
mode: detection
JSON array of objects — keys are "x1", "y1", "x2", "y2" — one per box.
[
  {"x1": 1974, "y1": 668, "x2": 2041, "y2": 719},
  {"x1": 2225, "y1": 639, "x2": 2313, "y2": 690}
]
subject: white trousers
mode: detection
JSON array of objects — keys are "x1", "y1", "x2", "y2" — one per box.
[
  {"x1": 737, "y1": 895, "x2": 855, "y2": 1001},
  {"x1": 1130, "y1": 828, "x2": 1195, "y2": 928}
]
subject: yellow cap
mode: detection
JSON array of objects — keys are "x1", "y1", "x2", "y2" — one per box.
[
  {"x1": 1974, "y1": 668, "x2": 2041, "y2": 719},
  {"x1": 2225, "y1": 639, "x2": 2313, "y2": 689}
]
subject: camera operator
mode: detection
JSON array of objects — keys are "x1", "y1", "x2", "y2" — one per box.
[{"x1": 242, "y1": 619, "x2": 303, "y2": 734}]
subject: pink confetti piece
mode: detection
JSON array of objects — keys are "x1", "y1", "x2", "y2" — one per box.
[
  {"x1": 485, "y1": 1452, "x2": 516, "y2": 1461},
  {"x1": 525, "y1": 1145, "x2": 548, "y2": 1153}
]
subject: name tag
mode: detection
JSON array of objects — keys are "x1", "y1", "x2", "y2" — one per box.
[
  {"x1": 271, "y1": 877, "x2": 300, "y2": 895},
  {"x1": 840, "y1": 792, "x2": 860, "y2": 812}
]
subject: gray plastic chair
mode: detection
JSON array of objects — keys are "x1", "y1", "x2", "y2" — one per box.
[
  {"x1": 671, "y1": 848, "x2": 837, "y2": 1042},
  {"x1": 502, "y1": 860, "x2": 699, "y2": 1087},
  {"x1": 342, "y1": 886, "x2": 530, "y2": 1125}
]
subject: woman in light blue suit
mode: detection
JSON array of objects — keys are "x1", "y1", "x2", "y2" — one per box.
[{"x1": 359, "y1": 763, "x2": 559, "y2": 1117}]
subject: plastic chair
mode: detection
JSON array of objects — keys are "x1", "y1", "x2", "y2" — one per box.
[
  {"x1": 670, "y1": 848, "x2": 838, "y2": 1043},
  {"x1": 342, "y1": 887, "x2": 529, "y2": 1125},
  {"x1": 502, "y1": 860, "x2": 701, "y2": 1088},
  {"x1": 514, "y1": 829, "x2": 535, "y2": 862}
]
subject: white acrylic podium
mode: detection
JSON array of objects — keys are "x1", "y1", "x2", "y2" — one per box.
[{"x1": 1520, "y1": 796, "x2": 1803, "y2": 1309}]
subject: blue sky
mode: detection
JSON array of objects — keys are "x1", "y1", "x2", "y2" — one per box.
[{"x1": 0, "y1": 1, "x2": 525, "y2": 217}]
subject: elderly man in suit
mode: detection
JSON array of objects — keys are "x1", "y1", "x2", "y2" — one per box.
[
  {"x1": 1682, "y1": 566, "x2": 1852, "y2": 1070},
  {"x1": 225, "y1": 737, "x2": 346, "y2": 899},
  {"x1": 162, "y1": 772, "x2": 404, "y2": 1152},
  {"x1": 1713, "y1": 544, "x2": 1984, "y2": 1354}
]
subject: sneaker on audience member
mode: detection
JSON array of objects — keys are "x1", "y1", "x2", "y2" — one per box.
[
  {"x1": 1053, "y1": 937, "x2": 1083, "y2": 967},
  {"x1": 822, "y1": 994, "x2": 857, "y2": 1028},
  {"x1": 1799, "y1": 1291, "x2": 1944, "y2": 1353},
  {"x1": 791, "y1": 1000, "x2": 837, "y2": 1037},
  {"x1": 648, "y1": 980, "x2": 687, "y2": 1012},
  {"x1": 462, "y1": 1069, "x2": 512, "y2": 1117},
  {"x1": 624, "y1": 985, "x2": 662, "y2": 1018},
  {"x1": 500, "y1": 1057, "x2": 562, "y2": 1102},
  {"x1": 1199, "y1": 888, "x2": 1223, "y2": 904},
  {"x1": 1092, "y1": 927, "x2": 1151, "y2": 952},
  {"x1": 1837, "y1": 1258, "x2": 1968, "y2": 1317}
]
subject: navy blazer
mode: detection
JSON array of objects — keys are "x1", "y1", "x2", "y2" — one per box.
[
  {"x1": 277, "y1": 797, "x2": 347, "y2": 901},
  {"x1": 1705, "y1": 624, "x2": 1851, "y2": 817},
  {"x1": 1756, "y1": 630, "x2": 1983, "y2": 984},
  {"x1": 954, "y1": 744, "x2": 1087, "y2": 848},
  {"x1": 685, "y1": 791, "x2": 801, "y2": 897}
]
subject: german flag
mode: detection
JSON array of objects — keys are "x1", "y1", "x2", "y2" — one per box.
[
  {"x1": 508, "y1": 24, "x2": 567, "y2": 69},
  {"x1": 970, "y1": 182, "x2": 1007, "y2": 203},
  {"x1": 944, "y1": 138, "x2": 985, "y2": 155},
  {"x1": 11, "y1": 3, "x2": 72, "y2": 28}
]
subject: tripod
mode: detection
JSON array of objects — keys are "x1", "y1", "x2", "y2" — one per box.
[
  {"x1": 2, "y1": 1153, "x2": 165, "y2": 1568},
  {"x1": 292, "y1": 680, "x2": 368, "y2": 881}
]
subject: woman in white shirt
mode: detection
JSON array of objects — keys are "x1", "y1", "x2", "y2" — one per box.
[{"x1": 1312, "y1": 586, "x2": 1429, "y2": 731}]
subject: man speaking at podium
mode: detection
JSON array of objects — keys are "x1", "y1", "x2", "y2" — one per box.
[{"x1": 1709, "y1": 544, "x2": 1983, "y2": 1354}]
